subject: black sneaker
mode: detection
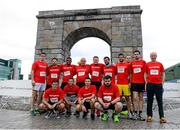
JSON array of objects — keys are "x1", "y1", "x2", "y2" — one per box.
[
  {"x1": 65, "y1": 111, "x2": 71, "y2": 118},
  {"x1": 75, "y1": 111, "x2": 80, "y2": 118},
  {"x1": 91, "y1": 113, "x2": 95, "y2": 120},
  {"x1": 44, "y1": 111, "x2": 53, "y2": 119},
  {"x1": 82, "y1": 112, "x2": 88, "y2": 119},
  {"x1": 56, "y1": 112, "x2": 61, "y2": 119}
]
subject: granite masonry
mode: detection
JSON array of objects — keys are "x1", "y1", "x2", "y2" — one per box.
[{"x1": 35, "y1": 6, "x2": 143, "y2": 63}]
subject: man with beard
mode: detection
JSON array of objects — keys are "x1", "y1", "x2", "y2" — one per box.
[
  {"x1": 94, "y1": 75, "x2": 123, "y2": 123},
  {"x1": 103, "y1": 56, "x2": 116, "y2": 85}
]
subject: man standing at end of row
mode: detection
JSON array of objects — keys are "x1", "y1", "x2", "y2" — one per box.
[
  {"x1": 145, "y1": 52, "x2": 166, "y2": 123},
  {"x1": 31, "y1": 52, "x2": 48, "y2": 115}
]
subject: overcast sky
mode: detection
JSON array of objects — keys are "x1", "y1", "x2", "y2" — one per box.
[{"x1": 0, "y1": 0, "x2": 180, "y2": 79}]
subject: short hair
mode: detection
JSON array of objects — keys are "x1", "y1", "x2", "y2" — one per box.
[
  {"x1": 68, "y1": 78, "x2": 74, "y2": 81},
  {"x1": 93, "y1": 56, "x2": 99, "y2": 59},
  {"x1": 134, "y1": 50, "x2": 141, "y2": 54},
  {"x1": 118, "y1": 53, "x2": 124, "y2": 57},
  {"x1": 66, "y1": 57, "x2": 72, "y2": 60},
  {"x1": 51, "y1": 57, "x2": 58, "y2": 61},
  {"x1": 103, "y1": 56, "x2": 110, "y2": 60},
  {"x1": 103, "y1": 75, "x2": 112, "y2": 80},
  {"x1": 52, "y1": 80, "x2": 59, "y2": 84},
  {"x1": 40, "y1": 52, "x2": 46, "y2": 56},
  {"x1": 85, "y1": 77, "x2": 91, "y2": 81}
]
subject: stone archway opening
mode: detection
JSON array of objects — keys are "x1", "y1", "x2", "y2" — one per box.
[
  {"x1": 71, "y1": 37, "x2": 110, "y2": 65},
  {"x1": 62, "y1": 27, "x2": 111, "y2": 61}
]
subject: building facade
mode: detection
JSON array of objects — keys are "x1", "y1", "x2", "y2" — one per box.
[{"x1": 0, "y1": 58, "x2": 23, "y2": 80}]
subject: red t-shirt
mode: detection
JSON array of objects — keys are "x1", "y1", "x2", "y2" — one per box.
[
  {"x1": 98, "y1": 85, "x2": 120, "y2": 103},
  {"x1": 78, "y1": 85, "x2": 96, "y2": 99},
  {"x1": 32, "y1": 61, "x2": 48, "y2": 83},
  {"x1": 116, "y1": 62, "x2": 130, "y2": 84},
  {"x1": 63, "y1": 84, "x2": 79, "y2": 96},
  {"x1": 43, "y1": 87, "x2": 64, "y2": 103},
  {"x1": 61, "y1": 64, "x2": 76, "y2": 83},
  {"x1": 146, "y1": 61, "x2": 165, "y2": 84},
  {"x1": 47, "y1": 65, "x2": 61, "y2": 85},
  {"x1": 103, "y1": 65, "x2": 116, "y2": 85},
  {"x1": 130, "y1": 60, "x2": 146, "y2": 83},
  {"x1": 75, "y1": 65, "x2": 90, "y2": 83},
  {"x1": 90, "y1": 63, "x2": 104, "y2": 82}
]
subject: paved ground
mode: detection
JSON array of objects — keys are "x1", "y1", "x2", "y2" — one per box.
[{"x1": 0, "y1": 108, "x2": 180, "y2": 129}]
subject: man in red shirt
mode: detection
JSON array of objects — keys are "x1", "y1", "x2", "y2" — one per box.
[
  {"x1": 94, "y1": 75, "x2": 123, "y2": 123},
  {"x1": 46, "y1": 58, "x2": 61, "y2": 90},
  {"x1": 90, "y1": 56, "x2": 104, "y2": 92},
  {"x1": 39, "y1": 80, "x2": 65, "y2": 119},
  {"x1": 116, "y1": 53, "x2": 131, "y2": 118},
  {"x1": 126, "y1": 55, "x2": 132, "y2": 64},
  {"x1": 30, "y1": 52, "x2": 48, "y2": 115},
  {"x1": 145, "y1": 52, "x2": 167, "y2": 123},
  {"x1": 75, "y1": 77, "x2": 96, "y2": 120},
  {"x1": 103, "y1": 56, "x2": 116, "y2": 85},
  {"x1": 64, "y1": 78, "x2": 79, "y2": 117},
  {"x1": 61, "y1": 57, "x2": 76, "y2": 89},
  {"x1": 130, "y1": 50, "x2": 146, "y2": 120},
  {"x1": 75, "y1": 58, "x2": 90, "y2": 88}
]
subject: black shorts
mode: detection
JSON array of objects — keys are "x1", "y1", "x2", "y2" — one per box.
[
  {"x1": 131, "y1": 83, "x2": 145, "y2": 92},
  {"x1": 100, "y1": 102, "x2": 116, "y2": 110},
  {"x1": 61, "y1": 82, "x2": 68, "y2": 90},
  {"x1": 76, "y1": 82, "x2": 85, "y2": 88},
  {"x1": 83, "y1": 101, "x2": 92, "y2": 109},
  {"x1": 91, "y1": 81, "x2": 101, "y2": 92}
]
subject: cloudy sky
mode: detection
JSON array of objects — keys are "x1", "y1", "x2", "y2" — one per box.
[{"x1": 0, "y1": 0, "x2": 180, "y2": 79}]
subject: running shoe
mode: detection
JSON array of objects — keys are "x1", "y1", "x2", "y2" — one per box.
[
  {"x1": 160, "y1": 117, "x2": 167, "y2": 123},
  {"x1": 113, "y1": 114, "x2": 119, "y2": 123},
  {"x1": 100, "y1": 112, "x2": 109, "y2": 121},
  {"x1": 146, "y1": 116, "x2": 153, "y2": 122},
  {"x1": 138, "y1": 113, "x2": 145, "y2": 121},
  {"x1": 44, "y1": 111, "x2": 53, "y2": 119},
  {"x1": 82, "y1": 112, "x2": 88, "y2": 119}
]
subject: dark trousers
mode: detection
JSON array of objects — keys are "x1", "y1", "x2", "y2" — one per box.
[{"x1": 146, "y1": 83, "x2": 164, "y2": 118}]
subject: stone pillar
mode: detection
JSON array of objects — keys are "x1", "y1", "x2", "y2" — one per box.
[
  {"x1": 111, "y1": 6, "x2": 143, "y2": 63},
  {"x1": 35, "y1": 11, "x2": 65, "y2": 64}
]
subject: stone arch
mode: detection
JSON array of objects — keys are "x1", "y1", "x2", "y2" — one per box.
[
  {"x1": 35, "y1": 6, "x2": 143, "y2": 63},
  {"x1": 62, "y1": 27, "x2": 111, "y2": 59}
]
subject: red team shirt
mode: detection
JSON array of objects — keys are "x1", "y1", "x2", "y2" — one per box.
[
  {"x1": 146, "y1": 61, "x2": 165, "y2": 84},
  {"x1": 90, "y1": 63, "x2": 104, "y2": 82},
  {"x1": 32, "y1": 61, "x2": 48, "y2": 84},
  {"x1": 130, "y1": 60, "x2": 146, "y2": 83},
  {"x1": 116, "y1": 62, "x2": 130, "y2": 84},
  {"x1": 43, "y1": 88, "x2": 64, "y2": 103},
  {"x1": 98, "y1": 85, "x2": 120, "y2": 103},
  {"x1": 61, "y1": 64, "x2": 76, "y2": 83},
  {"x1": 47, "y1": 65, "x2": 61, "y2": 85},
  {"x1": 103, "y1": 65, "x2": 116, "y2": 85},
  {"x1": 63, "y1": 84, "x2": 79, "y2": 96},
  {"x1": 75, "y1": 65, "x2": 90, "y2": 83},
  {"x1": 78, "y1": 85, "x2": 96, "y2": 99}
]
